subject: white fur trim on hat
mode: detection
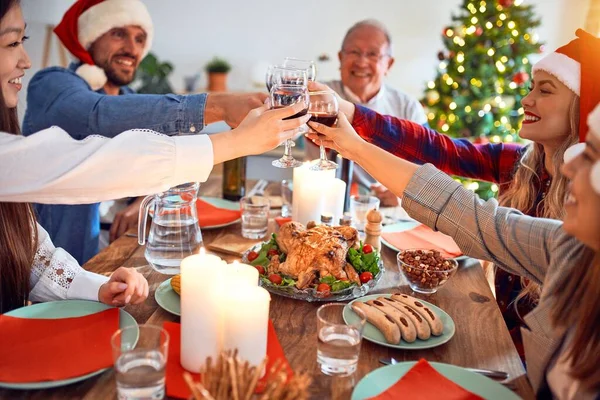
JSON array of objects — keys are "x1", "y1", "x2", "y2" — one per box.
[
  {"x1": 588, "y1": 105, "x2": 600, "y2": 140},
  {"x1": 76, "y1": 64, "x2": 108, "y2": 91},
  {"x1": 564, "y1": 142, "x2": 586, "y2": 163},
  {"x1": 532, "y1": 52, "x2": 580, "y2": 95},
  {"x1": 78, "y1": 0, "x2": 154, "y2": 58}
]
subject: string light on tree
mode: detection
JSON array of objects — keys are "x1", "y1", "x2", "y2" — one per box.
[{"x1": 421, "y1": 0, "x2": 542, "y2": 200}]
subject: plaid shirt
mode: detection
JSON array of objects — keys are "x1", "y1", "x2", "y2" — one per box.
[
  {"x1": 352, "y1": 105, "x2": 525, "y2": 185},
  {"x1": 403, "y1": 164, "x2": 593, "y2": 396}
]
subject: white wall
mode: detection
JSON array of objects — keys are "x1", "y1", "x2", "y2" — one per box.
[{"x1": 19, "y1": 0, "x2": 589, "y2": 109}]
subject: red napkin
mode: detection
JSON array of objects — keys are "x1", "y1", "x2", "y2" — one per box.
[
  {"x1": 382, "y1": 224, "x2": 462, "y2": 258},
  {"x1": 196, "y1": 198, "x2": 241, "y2": 228},
  {"x1": 275, "y1": 217, "x2": 292, "y2": 227},
  {"x1": 164, "y1": 320, "x2": 292, "y2": 399},
  {"x1": 0, "y1": 308, "x2": 119, "y2": 383},
  {"x1": 369, "y1": 359, "x2": 483, "y2": 400}
]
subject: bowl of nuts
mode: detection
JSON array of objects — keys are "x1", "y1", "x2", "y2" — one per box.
[{"x1": 397, "y1": 249, "x2": 458, "y2": 294}]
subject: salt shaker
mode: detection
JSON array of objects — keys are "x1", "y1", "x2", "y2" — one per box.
[{"x1": 364, "y1": 209, "x2": 383, "y2": 251}]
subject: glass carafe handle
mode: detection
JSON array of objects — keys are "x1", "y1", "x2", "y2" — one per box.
[{"x1": 137, "y1": 195, "x2": 155, "y2": 245}]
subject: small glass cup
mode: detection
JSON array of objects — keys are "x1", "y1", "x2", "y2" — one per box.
[
  {"x1": 280, "y1": 180, "x2": 293, "y2": 218},
  {"x1": 317, "y1": 303, "x2": 366, "y2": 376},
  {"x1": 241, "y1": 196, "x2": 270, "y2": 239},
  {"x1": 111, "y1": 324, "x2": 169, "y2": 400},
  {"x1": 349, "y1": 195, "x2": 380, "y2": 231}
]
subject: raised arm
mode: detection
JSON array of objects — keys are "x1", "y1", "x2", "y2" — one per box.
[
  {"x1": 3, "y1": 101, "x2": 308, "y2": 204},
  {"x1": 23, "y1": 68, "x2": 266, "y2": 139},
  {"x1": 351, "y1": 105, "x2": 524, "y2": 184},
  {"x1": 308, "y1": 114, "x2": 584, "y2": 283}
]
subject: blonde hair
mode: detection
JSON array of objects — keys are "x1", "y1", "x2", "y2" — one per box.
[{"x1": 498, "y1": 94, "x2": 580, "y2": 303}]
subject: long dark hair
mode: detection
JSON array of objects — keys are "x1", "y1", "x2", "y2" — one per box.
[{"x1": 0, "y1": 0, "x2": 37, "y2": 314}]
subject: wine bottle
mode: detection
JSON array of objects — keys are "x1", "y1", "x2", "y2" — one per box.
[
  {"x1": 334, "y1": 153, "x2": 353, "y2": 212},
  {"x1": 222, "y1": 157, "x2": 247, "y2": 201}
]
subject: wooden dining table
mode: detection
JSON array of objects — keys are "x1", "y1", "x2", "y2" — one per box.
[{"x1": 0, "y1": 170, "x2": 535, "y2": 400}]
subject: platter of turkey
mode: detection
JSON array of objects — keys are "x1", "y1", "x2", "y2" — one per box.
[{"x1": 242, "y1": 221, "x2": 384, "y2": 302}]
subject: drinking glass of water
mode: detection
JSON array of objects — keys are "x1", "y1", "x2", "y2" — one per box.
[
  {"x1": 317, "y1": 303, "x2": 366, "y2": 376},
  {"x1": 280, "y1": 180, "x2": 293, "y2": 218},
  {"x1": 241, "y1": 196, "x2": 270, "y2": 239},
  {"x1": 111, "y1": 324, "x2": 169, "y2": 400}
]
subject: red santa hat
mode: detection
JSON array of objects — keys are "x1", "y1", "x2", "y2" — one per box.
[
  {"x1": 54, "y1": 0, "x2": 154, "y2": 90},
  {"x1": 532, "y1": 29, "x2": 600, "y2": 143}
]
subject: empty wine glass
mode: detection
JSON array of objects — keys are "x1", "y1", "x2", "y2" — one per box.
[
  {"x1": 308, "y1": 91, "x2": 338, "y2": 171},
  {"x1": 265, "y1": 65, "x2": 308, "y2": 93},
  {"x1": 270, "y1": 84, "x2": 309, "y2": 169},
  {"x1": 283, "y1": 58, "x2": 317, "y2": 82}
]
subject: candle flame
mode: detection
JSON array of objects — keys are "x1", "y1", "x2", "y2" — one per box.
[
  {"x1": 232, "y1": 260, "x2": 239, "y2": 266},
  {"x1": 199, "y1": 247, "x2": 206, "y2": 256}
]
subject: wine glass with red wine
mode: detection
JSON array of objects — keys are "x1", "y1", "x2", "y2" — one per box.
[
  {"x1": 282, "y1": 58, "x2": 317, "y2": 82},
  {"x1": 270, "y1": 84, "x2": 309, "y2": 169},
  {"x1": 307, "y1": 91, "x2": 338, "y2": 171},
  {"x1": 265, "y1": 65, "x2": 307, "y2": 93}
]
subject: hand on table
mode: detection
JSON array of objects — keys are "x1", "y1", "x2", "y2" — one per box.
[
  {"x1": 109, "y1": 197, "x2": 144, "y2": 243},
  {"x1": 98, "y1": 267, "x2": 149, "y2": 306}
]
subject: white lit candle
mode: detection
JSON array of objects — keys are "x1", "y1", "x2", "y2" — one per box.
[
  {"x1": 228, "y1": 261, "x2": 259, "y2": 287},
  {"x1": 222, "y1": 286, "x2": 271, "y2": 367},
  {"x1": 180, "y1": 249, "x2": 226, "y2": 372},
  {"x1": 292, "y1": 163, "x2": 336, "y2": 225}
]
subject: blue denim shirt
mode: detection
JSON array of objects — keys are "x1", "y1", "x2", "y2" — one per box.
[{"x1": 23, "y1": 63, "x2": 209, "y2": 264}]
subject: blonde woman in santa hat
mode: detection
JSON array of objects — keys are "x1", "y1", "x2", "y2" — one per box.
[
  {"x1": 0, "y1": 0, "x2": 309, "y2": 313},
  {"x1": 308, "y1": 96, "x2": 600, "y2": 397},
  {"x1": 310, "y1": 29, "x2": 599, "y2": 362}
]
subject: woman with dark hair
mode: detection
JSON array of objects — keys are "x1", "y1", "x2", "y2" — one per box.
[{"x1": 0, "y1": 0, "x2": 308, "y2": 313}]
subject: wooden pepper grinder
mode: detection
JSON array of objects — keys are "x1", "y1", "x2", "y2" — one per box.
[{"x1": 364, "y1": 209, "x2": 383, "y2": 251}]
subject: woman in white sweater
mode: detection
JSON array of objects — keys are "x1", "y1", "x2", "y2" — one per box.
[{"x1": 0, "y1": 0, "x2": 309, "y2": 313}]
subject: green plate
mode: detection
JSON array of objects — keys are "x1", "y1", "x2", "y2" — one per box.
[
  {"x1": 200, "y1": 196, "x2": 241, "y2": 229},
  {"x1": 381, "y1": 222, "x2": 468, "y2": 262},
  {"x1": 343, "y1": 294, "x2": 455, "y2": 350},
  {"x1": 0, "y1": 300, "x2": 138, "y2": 390},
  {"x1": 351, "y1": 361, "x2": 520, "y2": 400},
  {"x1": 155, "y1": 278, "x2": 181, "y2": 316}
]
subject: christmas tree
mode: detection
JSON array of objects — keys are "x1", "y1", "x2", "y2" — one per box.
[{"x1": 422, "y1": 0, "x2": 543, "y2": 199}]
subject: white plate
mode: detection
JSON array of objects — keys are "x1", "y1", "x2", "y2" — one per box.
[{"x1": 199, "y1": 196, "x2": 241, "y2": 229}]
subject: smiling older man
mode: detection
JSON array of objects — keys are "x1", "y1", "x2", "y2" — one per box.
[
  {"x1": 23, "y1": 0, "x2": 267, "y2": 264},
  {"x1": 320, "y1": 20, "x2": 428, "y2": 206}
]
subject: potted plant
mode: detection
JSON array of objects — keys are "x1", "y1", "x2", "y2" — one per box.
[
  {"x1": 134, "y1": 52, "x2": 174, "y2": 94},
  {"x1": 205, "y1": 57, "x2": 231, "y2": 92}
]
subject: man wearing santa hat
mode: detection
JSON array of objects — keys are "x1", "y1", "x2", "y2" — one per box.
[{"x1": 23, "y1": 0, "x2": 267, "y2": 264}]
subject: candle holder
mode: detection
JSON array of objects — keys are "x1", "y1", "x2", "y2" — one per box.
[{"x1": 183, "y1": 350, "x2": 311, "y2": 400}]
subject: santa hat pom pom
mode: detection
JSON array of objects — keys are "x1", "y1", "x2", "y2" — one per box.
[
  {"x1": 564, "y1": 142, "x2": 586, "y2": 163},
  {"x1": 75, "y1": 64, "x2": 107, "y2": 91},
  {"x1": 591, "y1": 161, "x2": 600, "y2": 194}
]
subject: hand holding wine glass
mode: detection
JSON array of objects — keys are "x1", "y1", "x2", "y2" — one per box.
[
  {"x1": 270, "y1": 84, "x2": 310, "y2": 168},
  {"x1": 307, "y1": 91, "x2": 339, "y2": 170}
]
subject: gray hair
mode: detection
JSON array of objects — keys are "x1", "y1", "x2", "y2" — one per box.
[{"x1": 341, "y1": 19, "x2": 393, "y2": 55}]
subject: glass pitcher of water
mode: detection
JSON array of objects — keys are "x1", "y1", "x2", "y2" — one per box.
[{"x1": 138, "y1": 183, "x2": 203, "y2": 274}]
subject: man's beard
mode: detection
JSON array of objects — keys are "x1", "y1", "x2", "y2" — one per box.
[{"x1": 103, "y1": 62, "x2": 136, "y2": 87}]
